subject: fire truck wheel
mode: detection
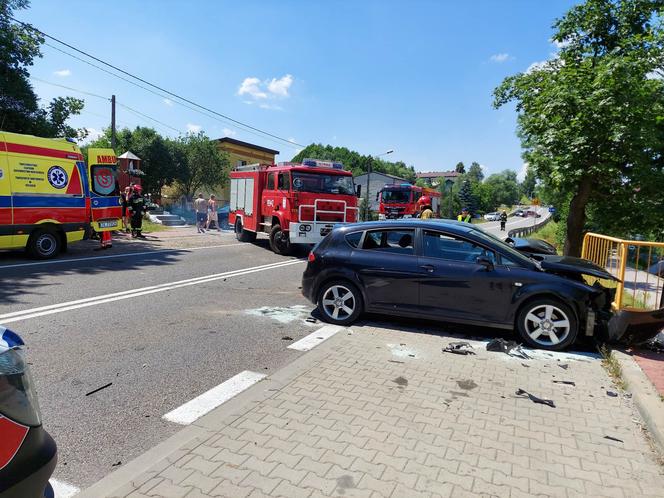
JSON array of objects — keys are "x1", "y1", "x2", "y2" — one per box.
[
  {"x1": 269, "y1": 224, "x2": 292, "y2": 255},
  {"x1": 27, "y1": 228, "x2": 61, "y2": 259},
  {"x1": 235, "y1": 219, "x2": 256, "y2": 243},
  {"x1": 317, "y1": 280, "x2": 363, "y2": 325}
]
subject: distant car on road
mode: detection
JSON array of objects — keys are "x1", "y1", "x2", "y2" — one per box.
[
  {"x1": 0, "y1": 328, "x2": 57, "y2": 498},
  {"x1": 484, "y1": 212, "x2": 501, "y2": 221},
  {"x1": 648, "y1": 259, "x2": 664, "y2": 277},
  {"x1": 513, "y1": 209, "x2": 525, "y2": 217},
  {"x1": 525, "y1": 210, "x2": 542, "y2": 218},
  {"x1": 302, "y1": 220, "x2": 622, "y2": 350}
]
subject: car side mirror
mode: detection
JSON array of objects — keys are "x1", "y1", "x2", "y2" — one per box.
[
  {"x1": 356, "y1": 184, "x2": 362, "y2": 198},
  {"x1": 476, "y1": 256, "x2": 494, "y2": 271}
]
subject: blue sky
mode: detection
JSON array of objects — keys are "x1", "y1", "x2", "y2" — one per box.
[{"x1": 19, "y1": 0, "x2": 578, "y2": 178}]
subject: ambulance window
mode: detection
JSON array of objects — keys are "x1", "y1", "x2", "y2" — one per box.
[
  {"x1": 278, "y1": 173, "x2": 289, "y2": 190},
  {"x1": 91, "y1": 165, "x2": 118, "y2": 196},
  {"x1": 267, "y1": 173, "x2": 275, "y2": 190}
]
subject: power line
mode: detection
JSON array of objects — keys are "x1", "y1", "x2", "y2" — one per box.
[
  {"x1": 9, "y1": 15, "x2": 305, "y2": 148},
  {"x1": 30, "y1": 76, "x2": 109, "y2": 100},
  {"x1": 116, "y1": 103, "x2": 182, "y2": 133}
]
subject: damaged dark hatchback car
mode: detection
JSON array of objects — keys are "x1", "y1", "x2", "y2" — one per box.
[{"x1": 302, "y1": 220, "x2": 662, "y2": 351}]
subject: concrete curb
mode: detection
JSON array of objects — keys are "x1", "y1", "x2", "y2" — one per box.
[
  {"x1": 76, "y1": 328, "x2": 350, "y2": 498},
  {"x1": 614, "y1": 350, "x2": 664, "y2": 454}
]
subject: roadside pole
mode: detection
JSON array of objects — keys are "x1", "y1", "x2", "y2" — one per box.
[{"x1": 111, "y1": 94, "x2": 116, "y2": 149}]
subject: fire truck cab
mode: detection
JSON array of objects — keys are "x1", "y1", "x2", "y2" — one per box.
[
  {"x1": 378, "y1": 183, "x2": 441, "y2": 219},
  {"x1": 229, "y1": 159, "x2": 359, "y2": 255}
]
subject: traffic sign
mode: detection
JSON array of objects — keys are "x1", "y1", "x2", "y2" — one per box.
[{"x1": 549, "y1": 207, "x2": 556, "y2": 213}]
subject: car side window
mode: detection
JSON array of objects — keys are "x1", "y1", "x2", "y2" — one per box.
[
  {"x1": 277, "y1": 173, "x2": 289, "y2": 190},
  {"x1": 423, "y1": 230, "x2": 496, "y2": 264},
  {"x1": 345, "y1": 231, "x2": 363, "y2": 248},
  {"x1": 267, "y1": 173, "x2": 275, "y2": 190},
  {"x1": 362, "y1": 229, "x2": 414, "y2": 255},
  {"x1": 499, "y1": 254, "x2": 522, "y2": 267}
]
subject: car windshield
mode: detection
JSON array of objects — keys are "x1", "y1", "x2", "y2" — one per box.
[
  {"x1": 381, "y1": 189, "x2": 411, "y2": 203},
  {"x1": 291, "y1": 172, "x2": 355, "y2": 195},
  {"x1": 470, "y1": 226, "x2": 537, "y2": 268}
]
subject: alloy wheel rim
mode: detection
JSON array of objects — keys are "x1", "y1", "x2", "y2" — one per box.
[
  {"x1": 322, "y1": 285, "x2": 355, "y2": 320},
  {"x1": 37, "y1": 234, "x2": 56, "y2": 256},
  {"x1": 524, "y1": 304, "x2": 570, "y2": 346}
]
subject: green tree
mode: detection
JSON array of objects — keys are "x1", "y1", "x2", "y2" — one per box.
[
  {"x1": 455, "y1": 161, "x2": 466, "y2": 174},
  {"x1": 457, "y1": 179, "x2": 476, "y2": 214},
  {"x1": 0, "y1": 0, "x2": 85, "y2": 137},
  {"x1": 520, "y1": 165, "x2": 537, "y2": 199},
  {"x1": 483, "y1": 170, "x2": 520, "y2": 210},
  {"x1": 174, "y1": 132, "x2": 230, "y2": 199},
  {"x1": 494, "y1": 0, "x2": 664, "y2": 256},
  {"x1": 467, "y1": 162, "x2": 484, "y2": 184}
]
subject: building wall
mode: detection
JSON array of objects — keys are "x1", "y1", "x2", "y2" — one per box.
[{"x1": 354, "y1": 173, "x2": 407, "y2": 210}]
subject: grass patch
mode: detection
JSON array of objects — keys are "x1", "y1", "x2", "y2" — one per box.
[
  {"x1": 599, "y1": 344, "x2": 627, "y2": 391},
  {"x1": 142, "y1": 219, "x2": 172, "y2": 233}
]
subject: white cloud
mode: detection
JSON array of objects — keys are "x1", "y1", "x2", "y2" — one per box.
[
  {"x1": 237, "y1": 74, "x2": 294, "y2": 107},
  {"x1": 163, "y1": 98, "x2": 173, "y2": 106},
  {"x1": 54, "y1": 69, "x2": 71, "y2": 77},
  {"x1": 517, "y1": 162, "x2": 529, "y2": 182},
  {"x1": 79, "y1": 127, "x2": 103, "y2": 145},
  {"x1": 551, "y1": 38, "x2": 571, "y2": 50},
  {"x1": 288, "y1": 137, "x2": 296, "y2": 143},
  {"x1": 238, "y1": 77, "x2": 268, "y2": 100},
  {"x1": 186, "y1": 123, "x2": 202, "y2": 133},
  {"x1": 489, "y1": 53, "x2": 511, "y2": 63},
  {"x1": 222, "y1": 127, "x2": 236, "y2": 137},
  {"x1": 267, "y1": 74, "x2": 293, "y2": 97},
  {"x1": 525, "y1": 60, "x2": 551, "y2": 74}
]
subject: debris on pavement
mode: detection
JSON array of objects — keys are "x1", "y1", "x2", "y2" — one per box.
[
  {"x1": 281, "y1": 336, "x2": 293, "y2": 341},
  {"x1": 604, "y1": 435, "x2": 624, "y2": 443},
  {"x1": 486, "y1": 338, "x2": 531, "y2": 359},
  {"x1": 442, "y1": 342, "x2": 476, "y2": 355},
  {"x1": 305, "y1": 317, "x2": 318, "y2": 324},
  {"x1": 558, "y1": 363, "x2": 569, "y2": 370},
  {"x1": 606, "y1": 390, "x2": 618, "y2": 397},
  {"x1": 112, "y1": 461, "x2": 122, "y2": 467},
  {"x1": 85, "y1": 382, "x2": 113, "y2": 396},
  {"x1": 456, "y1": 379, "x2": 478, "y2": 390},
  {"x1": 515, "y1": 388, "x2": 556, "y2": 408},
  {"x1": 641, "y1": 331, "x2": 664, "y2": 352},
  {"x1": 552, "y1": 380, "x2": 576, "y2": 386},
  {"x1": 388, "y1": 344, "x2": 419, "y2": 359},
  {"x1": 245, "y1": 305, "x2": 318, "y2": 325}
]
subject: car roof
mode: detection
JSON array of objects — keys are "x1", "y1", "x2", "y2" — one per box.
[{"x1": 336, "y1": 219, "x2": 476, "y2": 234}]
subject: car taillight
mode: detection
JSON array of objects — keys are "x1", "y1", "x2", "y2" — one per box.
[
  {"x1": 308, "y1": 252, "x2": 316, "y2": 263},
  {"x1": 0, "y1": 415, "x2": 29, "y2": 470}
]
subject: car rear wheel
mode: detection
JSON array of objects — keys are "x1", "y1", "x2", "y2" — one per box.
[
  {"x1": 27, "y1": 229, "x2": 61, "y2": 259},
  {"x1": 317, "y1": 280, "x2": 363, "y2": 326},
  {"x1": 269, "y1": 224, "x2": 292, "y2": 255},
  {"x1": 516, "y1": 299, "x2": 578, "y2": 350},
  {"x1": 235, "y1": 219, "x2": 256, "y2": 243}
]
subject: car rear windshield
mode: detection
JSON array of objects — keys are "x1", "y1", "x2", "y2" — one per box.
[{"x1": 91, "y1": 165, "x2": 119, "y2": 196}]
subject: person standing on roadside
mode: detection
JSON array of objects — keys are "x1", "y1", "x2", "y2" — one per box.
[
  {"x1": 417, "y1": 196, "x2": 434, "y2": 219},
  {"x1": 128, "y1": 185, "x2": 146, "y2": 238},
  {"x1": 206, "y1": 194, "x2": 221, "y2": 231},
  {"x1": 121, "y1": 186, "x2": 132, "y2": 233},
  {"x1": 500, "y1": 210, "x2": 508, "y2": 231},
  {"x1": 457, "y1": 207, "x2": 472, "y2": 223},
  {"x1": 194, "y1": 193, "x2": 208, "y2": 233}
]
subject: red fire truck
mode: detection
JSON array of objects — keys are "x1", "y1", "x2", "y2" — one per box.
[
  {"x1": 378, "y1": 183, "x2": 441, "y2": 219},
  {"x1": 229, "y1": 159, "x2": 360, "y2": 254}
]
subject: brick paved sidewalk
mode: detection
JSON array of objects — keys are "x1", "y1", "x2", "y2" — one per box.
[{"x1": 80, "y1": 325, "x2": 664, "y2": 498}]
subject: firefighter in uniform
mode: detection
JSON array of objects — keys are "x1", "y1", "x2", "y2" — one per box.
[
  {"x1": 417, "y1": 196, "x2": 434, "y2": 219},
  {"x1": 457, "y1": 207, "x2": 472, "y2": 223},
  {"x1": 500, "y1": 210, "x2": 508, "y2": 231},
  {"x1": 128, "y1": 184, "x2": 146, "y2": 239}
]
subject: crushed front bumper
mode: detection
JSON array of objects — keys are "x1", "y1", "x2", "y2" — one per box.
[{"x1": 607, "y1": 307, "x2": 664, "y2": 345}]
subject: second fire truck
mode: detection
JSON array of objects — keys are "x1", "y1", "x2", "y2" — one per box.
[
  {"x1": 378, "y1": 183, "x2": 441, "y2": 219},
  {"x1": 229, "y1": 159, "x2": 360, "y2": 255}
]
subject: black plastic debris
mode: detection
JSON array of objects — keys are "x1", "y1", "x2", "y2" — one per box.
[
  {"x1": 604, "y1": 435, "x2": 624, "y2": 443},
  {"x1": 642, "y1": 331, "x2": 664, "y2": 353},
  {"x1": 515, "y1": 388, "x2": 556, "y2": 408},
  {"x1": 85, "y1": 382, "x2": 113, "y2": 396},
  {"x1": 306, "y1": 317, "x2": 318, "y2": 324},
  {"x1": 281, "y1": 336, "x2": 293, "y2": 341},
  {"x1": 112, "y1": 461, "x2": 122, "y2": 467},
  {"x1": 521, "y1": 363, "x2": 531, "y2": 368},
  {"x1": 486, "y1": 338, "x2": 531, "y2": 359},
  {"x1": 552, "y1": 380, "x2": 576, "y2": 386},
  {"x1": 442, "y1": 342, "x2": 476, "y2": 355},
  {"x1": 558, "y1": 363, "x2": 569, "y2": 370},
  {"x1": 606, "y1": 390, "x2": 618, "y2": 397}
]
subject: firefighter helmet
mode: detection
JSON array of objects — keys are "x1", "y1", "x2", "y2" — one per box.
[{"x1": 417, "y1": 195, "x2": 432, "y2": 207}]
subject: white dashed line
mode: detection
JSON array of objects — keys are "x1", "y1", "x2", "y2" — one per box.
[
  {"x1": 288, "y1": 324, "x2": 344, "y2": 351},
  {"x1": 50, "y1": 479, "x2": 79, "y2": 498},
  {"x1": 163, "y1": 371, "x2": 267, "y2": 425}
]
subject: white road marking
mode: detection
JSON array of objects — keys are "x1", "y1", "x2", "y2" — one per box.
[
  {"x1": 0, "y1": 244, "x2": 243, "y2": 270},
  {"x1": 288, "y1": 324, "x2": 343, "y2": 351},
  {"x1": 163, "y1": 370, "x2": 266, "y2": 425},
  {"x1": 0, "y1": 260, "x2": 304, "y2": 324},
  {"x1": 50, "y1": 479, "x2": 79, "y2": 498}
]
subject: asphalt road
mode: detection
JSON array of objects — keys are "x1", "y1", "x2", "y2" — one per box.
[
  {"x1": 1, "y1": 234, "x2": 316, "y2": 489},
  {"x1": 477, "y1": 206, "x2": 550, "y2": 238}
]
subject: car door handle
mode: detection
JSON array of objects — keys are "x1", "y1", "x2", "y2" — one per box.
[{"x1": 420, "y1": 265, "x2": 435, "y2": 273}]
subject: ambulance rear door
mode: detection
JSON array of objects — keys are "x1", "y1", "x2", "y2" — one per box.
[
  {"x1": 87, "y1": 148, "x2": 121, "y2": 231},
  {"x1": 0, "y1": 134, "x2": 12, "y2": 249}
]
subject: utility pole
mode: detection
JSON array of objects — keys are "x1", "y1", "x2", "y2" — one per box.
[{"x1": 111, "y1": 94, "x2": 116, "y2": 149}]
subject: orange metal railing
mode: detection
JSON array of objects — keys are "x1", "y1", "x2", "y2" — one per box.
[{"x1": 581, "y1": 233, "x2": 664, "y2": 311}]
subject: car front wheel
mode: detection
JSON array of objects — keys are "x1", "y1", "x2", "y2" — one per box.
[
  {"x1": 516, "y1": 299, "x2": 578, "y2": 351},
  {"x1": 317, "y1": 280, "x2": 363, "y2": 326}
]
